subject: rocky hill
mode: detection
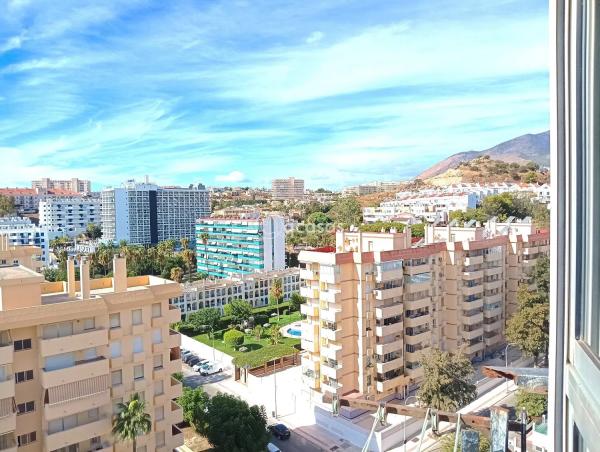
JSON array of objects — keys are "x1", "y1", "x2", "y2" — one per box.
[{"x1": 417, "y1": 131, "x2": 549, "y2": 180}]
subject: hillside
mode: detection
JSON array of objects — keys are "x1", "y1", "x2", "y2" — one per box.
[
  {"x1": 417, "y1": 131, "x2": 550, "y2": 180},
  {"x1": 425, "y1": 156, "x2": 550, "y2": 186}
]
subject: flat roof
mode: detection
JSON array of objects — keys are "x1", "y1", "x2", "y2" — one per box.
[{"x1": 0, "y1": 265, "x2": 42, "y2": 282}]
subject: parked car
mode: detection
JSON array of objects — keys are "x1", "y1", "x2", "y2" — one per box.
[
  {"x1": 200, "y1": 362, "x2": 223, "y2": 376},
  {"x1": 192, "y1": 359, "x2": 210, "y2": 372},
  {"x1": 187, "y1": 356, "x2": 202, "y2": 367},
  {"x1": 267, "y1": 443, "x2": 281, "y2": 452},
  {"x1": 268, "y1": 423, "x2": 290, "y2": 440},
  {"x1": 183, "y1": 353, "x2": 196, "y2": 363}
]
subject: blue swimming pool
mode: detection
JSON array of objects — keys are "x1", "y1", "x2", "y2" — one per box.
[{"x1": 287, "y1": 327, "x2": 301, "y2": 337}]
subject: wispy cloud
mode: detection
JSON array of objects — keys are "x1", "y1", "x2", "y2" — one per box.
[{"x1": 215, "y1": 171, "x2": 248, "y2": 183}]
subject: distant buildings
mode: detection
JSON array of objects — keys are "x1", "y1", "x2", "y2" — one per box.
[
  {"x1": 101, "y1": 179, "x2": 210, "y2": 245},
  {"x1": 0, "y1": 187, "x2": 83, "y2": 214},
  {"x1": 0, "y1": 247, "x2": 184, "y2": 451},
  {"x1": 271, "y1": 177, "x2": 305, "y2": 201},
  {"x1": 195, "y1": 216, "x2": 286, "y2": 278},
  {"x1": 299, "y1": 221, "x2": 548, "y2": 400},
  {"x1": 342, "y1": 181, "x2": 405, "y2": 197},
  {"x1": 0, "y1": 217, "x2": 62, "y2": 264},
  {"x1": 39, "y1": 197, "x2": 101, "y2": 237},
  {"x1": 32, "y1": 177, "x2": 92, "y2": 193},
  {"x1": 171, "y1": 268, "x2": 300, "y2": 316}
]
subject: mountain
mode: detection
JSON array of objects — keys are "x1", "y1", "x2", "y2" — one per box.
[{"x1": 416, "y1": 131, "x2": 550, "y2": 180}]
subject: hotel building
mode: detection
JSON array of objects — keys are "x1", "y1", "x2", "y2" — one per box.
[
  {"x1": 39, "y1": 197, "x2": 102, "y2": 237},
  {"x1": 101, "y1": 180, "x2": 210, "y2": 245},
  {"x1": 0, "y1": 245, "x2": 184, "y2": 452},
  {"x1": 271, "y1": 178, "x2": 305, "y2": 201},
  {"x1": 171, "y1": 268, "x2": 300, "y2": 317},
  {"x1": 298, "y1": 223, "x2": 548, "y2": 400},
  {"x1": 195, "y1": 216, "x2": 285, "y2": 278}
]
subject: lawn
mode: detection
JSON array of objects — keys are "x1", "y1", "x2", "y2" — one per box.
[{"x1": 193, "y1": 311, "x2": 302, "y2": 359}]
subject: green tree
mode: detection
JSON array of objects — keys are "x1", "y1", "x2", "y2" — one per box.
[
  {"x1": 223, "y1": 329, "x2": 245, "y2": 349},
  {"x1": 0, "y1": 195, "x2": 16, "y2": 217},
  {"x1": 170, "y1": 266, "x2": 183, "y2": 282},
  {"x1": 439, "y1": 432, "x2": 490, "y2": 452},
  {"x1": 85, "y1": 223, "x2": 102, "y2": 240},
  {"x1": 306, "y1": 211, "x2": 332, "y2": 225},
  {"x1": 269, "y1": 278, "x2": 283, "y2": 320},
  {"x1": 289, "y1": 292, "x2": 306, "y2": 312},
  {"x1": 411, "y1": 223, "x2": 425, "y2": 238},
  {"x1": 329, "y1": 196, "x2": 362, "y2": 227},
  {"x1": 223, "y1": 299, "x2": 253, "y2": 324},
  {"x1": 359, "y1": 221, "x2": 405, "y2": 233},
  {"x1": 417, "y1": 348, "x2": 477, "y2": 411},
  {"x1": 188, "y1": 308, "x2": 221, "y2": 336},
  {"x1": 199, "y1": 231, "x2": 210, "y2": 275},
  {"x1": 480, "y1": 192, "x2": 533, "y2": 220},
  {"x1": 253, "y1": 325, "x2": 264, "y2": 340},
  {"x1": 515, "y1": 389, "x2": 548, "y2": 418},
  {"x1": 268, "y1": 325, "x2": 281, "y2": 345},
  {"x1": 203, "y1": 393, "x2": 269, "y2": 452},
  {"x1": 179, "y1": 387, "x2": 210, "y2": 433},
  {"x1": 449, "y1": 208, "x2": 489, "y2": 225},
  {"x1": 112, "y1": 393, "x2": 152, "y2": 452}
]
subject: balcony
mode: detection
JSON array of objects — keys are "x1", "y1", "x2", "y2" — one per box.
[
  {"x1": 405, "y1": 365, "x2": 424, "y2": 379},
  {"x1": 299, "y1": 268, "x2": 318, "y2": 281},
  {"x1": 375, "y1": 303, "x2": 403, "y2": 319},
  {"x1": 463, "y1": 340, "x2": 485, "y2": 355},
  {"x1": 373, "y1": 286, "x2": 403, "y2": 300},
  {"x1": 375, "y1": 340, "x2": 403, "y2": 356},
  {"x1": 320, "y1": 362, "x2": 342, "y2": 379},
  {"x1": 405, "y1": 330, "x2": 432, "y2": 345},
  {"x1": 321, "y1": 379, "x2": 342, "y2": 395},
  {"x1": 44, "y1": 389, "x2": 110, "y2": 421},
  {"x1": 485, "y1": 293, "x2": 503, "y2": 304},
  {"x1": 320, "y1": 306, "x2": 342, "y2": 323},
  {"x1": 41, "y1": 357, "x2": 109, "y2": 389},
  {"x1": 0, "y1": 432, "x2": 16, "y2": 452},
  {"x1": 404, "y1": 295, "x2": 430, "y2": 310},
  {"x1": 301, "y1": 355, "x2": 320, "y2": 372},
  {"x1": 463, "y1": 312, "x2": 484, "y2": 325},
  {"x1": 462, "y1": 327, "x2": 483, "y2": 340},
  {"x1": 300, "y1": 303, "x2": 319, "y2": 318},
  {"x1": 301, "y1": 322, "x2": 319, "y2": 341},
  {"x1": 320, "y1": 343, "x2": 342, "y2": 361},
  {"x1": 405, "y1": 264, "x2": 430, "y2": 276},
  {"x1": 484, "y1": 280, "x2": 503, "y2": 291},
  {"x1": 484, "y1": 334, "x2": 502, "y2": 347},
  {"x1": 300, "y1": 286, "x2": 319, "y2": 300},
  {"x1": 484, "y1": 306, "x2": 503, "y2": 318},
  {"x1": 44, "y1": 416, "x2": 111, "y2": 452},
  {"x1": 462, "y1": 270, "x2": 484, "y2": 280},
  {"x1": 0, "y1": 414, "x2": 16, "y2": 438},
  {"x1": 376, "y1": 374, "x2": 405, "y2": 393},
  {"x1": 302, "y1": 373, "x2": 320, "y2": 390},
  {"x1": 462, "y1": 284, "x2": 483, "y2": 297},
  {"x1": 376, "y1": 267, "x2": 402, "y2": 283},
  {"x1": 301, "y1": 339, "x2": 319, "y2": 353},
  {"x1": 166, "y1": 305, "x2": 181, "y2": 324},
  {"x1": 405, "y1": 281, "x2": 430, "y2": 294},
  {"x1": 404, "y1": 314, "x2": 430, "y2": 328},
  {"x1": 170, "y1": 400, "x2": 183, "y2": 424},
  {"x1": 168, "y1": 329, "x2": 180, "y2": 349},
  {"x1": 0, "y1": 344, "x2": 12, "y2": 366},
  {"x1": 464, "y1": 255, "x2": 484, "y2": 266},
  {"x1": 171, "y1": 425, "x2": 184, "y2": 447},
  {"x1": 375, "y1": 321, "x2": 403, "y2": 337},
  {"x1": 320, "y1": 327, "x2": 341, "y2": 342},
  {"x1": 320, "y1": 289, "x2": 341, "y2": 304},
  {"x1": 168, "y1": 376, "x2": 182, "y2": 400},
  {"x1": 461, "y1": 298, "x2": 483, "y2": 310},
  {"x1": 485, "y1": 266, "x2": 503, "y2": 277},
  {"x1": 0, "y1": 376, "x2": 14, "y2": 400},
  {"x1": 376, "y1": 357, "x2": 403, "y2": 374}
]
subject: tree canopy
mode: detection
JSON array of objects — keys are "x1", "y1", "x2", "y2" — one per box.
[
  {"x1": 187, "y1": 307, "x2": 221, "y2": 335},
  {"x1": 223, "y1": 299, "x2": 253, "y2": 324},
  {"x1": 359, "y1": 221, "x2": 405, "y2": 233},
  {"x1": 329, "y1": 196, "x2": 363, "y2": 227},
  {"x1": 85, "y1": 223, "x2": 102, "y2": 240},
  {"x1": 417, "y1": 348, "x2": 477, "y2": 411},
  {"x1": 223, "y1": 329, "x2": 245, "y2": 349},
  {"x1": 0, "y1": 195, "x2": 16, "y2": 217},
  {"x1": 516, "y1": 389, "x2": 548, "y2": 418},
  {"x1": 112, "y1": 393, "x2": 152, "y2": 452}
]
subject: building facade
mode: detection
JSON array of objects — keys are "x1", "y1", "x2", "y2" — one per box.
[
  {"x1": 32, "y1": 178, "x2": 92, "y2": 194},
  {"x1": 0, "y1": 218, "x2": 63, "y2": 265},
  {"x1": 195, "y1": 216, "x2": 286, "y2": 278},
  {"x1": 271, "y1": 178, "x2": 305, "y2": 201},
  {"x1": 0, "y1": 248, "x2": 183, "y2": 452},
  {"x1": 170, "y1": 268, "x2": 300, "y2": 317},
  {"x1": 298, "y1": 224, "x2": 548, "y2": 401},
  {"x1": 39, "y1": 197, "x2": 101, "y2": 237},
  {"x1": 101, "y1": 180, "x2": 210, "y2": 245},
  {"x1": 0, "y1": 189, "x2": 83, "y2": 214}
]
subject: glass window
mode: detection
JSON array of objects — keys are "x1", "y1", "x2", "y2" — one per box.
[
  {"x1": 134, "y1": 364, "x2": 144, "y2": 380},
  {"x1": 113, "y1": 398, "x2": 123, "y2": 415},
  {"x1": 152, "y1": 329, "x2": 162, "y2": 344},
  {"x1": 156, "y1": 431, "x2": 165, "y2": 447},
  {"x1": 132, "y1": 309, "x2": 143, "y2": 325},
  {"x1": 83, "y1": 318, "x2": 95, "y2": 330},
  {"x1": 152, "y1": 303, "x2": 161, "y2": 318},
  {"x1": 14, "y1": 338, "x2": 32, "y2": 351},
  {"x1": 111, "y1": 370, "x2": 122, "y2": 386},
  {"x1": 154, "y1": 380, "x2": 163, "y2": 396},
  {"x1": 155, "y1": 405, "x2": 164, "y2": 421},
  {"x1": 133, "y1": 336, "x2": 143, "y2": 353},
  {"x1": 153, "y1": 354, "x2": 163, "y2": 369},
  {"x1": 110, "y1": 341, "x2": 121, "y2": 358},
  {"x1": 109, "y1": 313, "x2": 120, "y2": 329}
]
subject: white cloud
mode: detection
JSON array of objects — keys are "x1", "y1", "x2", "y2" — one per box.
[
  {"x1": 215, "y1": 170, "x2": 247, "y2": 183},
  {"x1": 305, "y1": 31, "x2": 323, "y2": 44},
  {"x1": 0, "y1": 34, "x2": 23, "y2": 53}
]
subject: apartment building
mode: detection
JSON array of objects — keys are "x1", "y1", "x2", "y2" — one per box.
[
  {"x1": 170, "y1": 268, "x2": 300, "y2": 317},
  {"x1": 0, "y1": 247, "x2": 183, "y2": 452},
  {"x1": 299, "y1": 224, "x2": 549, "y2": 401},
  {"x1": 0, "y1": 235, "x2": 41, "y2": 272},
  {"x1": 101, "y1": 180, "x2": 210, "y2": 245},
  {"x1": 32, "y1": 178, "x2": 92, "y2": 194},
  {"x1": 271, "y1": 178, "x2": 305, "y2": 201},
  {"x1": 0, "y1": 218, "x2": 63, "y2": 265},
  {"x1": 0, "y1": 189, "x2": 83, "y2": 214},
  {"x1": 39, "y1": 197, "x2": 101, "y2": 237},
  {"x1": 195, "y1": 216, "x2": 285, "y2": 278}
]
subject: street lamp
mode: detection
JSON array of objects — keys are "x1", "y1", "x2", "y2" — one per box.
[{"x1": 403, "y1": 395, "x2": 418, "y2": 452}]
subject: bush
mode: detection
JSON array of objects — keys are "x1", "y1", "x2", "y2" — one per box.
[
  {"x1": 254, "y1": 314, "x2": 268, "y2": 326},
  {"x1": 178, "y1": 323, "x2": 199, "y2": 336},
  {"x1": 223, "y1": 329, "x2": 245, "y2": 349},
  {"x1": 516, "y1": 390, "x2": 547, "y2": 418},
  {"x1": 282, "y1": 309, "x2": 289, "y2": 316}
]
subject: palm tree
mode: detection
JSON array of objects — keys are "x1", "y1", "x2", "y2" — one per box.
[
  {"x1": 112, "y1": 393, "x2": 152, "y2": 452},
  {"x1": 268, "y1": 325, "x2": 281, "y2": 345},
  {"x1": 254, "y1": 324, "x2": 264, "y2": 340},
  {"x1": 269, "y1": 278, "x2": 284, "y2": 320},
  {"x1": 200, "y1": 232, "x2": 210, "y2": 275},
  {"x1": 180, "y1": 237, "x2": 189, "y2": 251},
  {"x1": 170, "y1": 266, "x2": 183, "y2": 283},
  {"x1": 182, "y1": 249, "x2": 195, "y2": 282}
]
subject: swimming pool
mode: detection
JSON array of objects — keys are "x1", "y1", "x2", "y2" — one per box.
[{"x1": 286, "y1": 327, "x2": 301, "y2": 337}]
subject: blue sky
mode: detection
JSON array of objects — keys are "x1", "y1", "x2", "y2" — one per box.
[{"x1": 0, "y1": 0, "x2": 549, "y2": 190}]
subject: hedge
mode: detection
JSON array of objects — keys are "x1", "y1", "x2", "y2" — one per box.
[
  {"x1": 231, "y1": 344, "x2": 298, "y2": 368},
  {"x1": 223, "y1": 329, "x2": 245, "y2": 349}
]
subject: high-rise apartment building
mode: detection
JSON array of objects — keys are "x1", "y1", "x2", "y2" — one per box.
[
  {"x1": 195, "y1": 216, "x2": 286, "y2": 278},
  {"x1": 0, "y1": 235, "x2": 41, "y2": 272},
  {"x1": 32, "y1": 178, "x2": 92, "y2": 194},
  {"x1": 101, "y1": 180, "x2": 210, "y2": 245},
  {"x1": 39, "y1": 197, "x2": 101, "y2": 237},
  {"x1": 299, "y1": 223, "x2": 548, "y2": 400},
  {"x1": 271, "y1": 177, "x2": 305, "y2": 201},
  {"x1": 0, "y1": 247, "x2": 183, "y2": 451},
  {"x1": 0, "y1": 218, "x2": 63, "y2": 265}
]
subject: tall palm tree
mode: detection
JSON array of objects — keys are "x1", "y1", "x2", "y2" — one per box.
[
  {"x1": 200, "y1": 232, "x2": 210, "y2": 276},
  {"x1": 112, "y1": 393, "x2": 151, "y2": 452},
  {"x1": 269, "y1": 278, "x2": 284, "y2": 320},
  {"x1": 170, "y1": 266, "x2": 184, "y2": 283},
  {"x1": 180, "y1": 237, "x2": 189, "y2": 251},
  {"x1": 182, "y1": 249, "x2": 195, "y2": 282}
]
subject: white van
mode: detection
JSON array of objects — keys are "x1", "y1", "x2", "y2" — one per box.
[{"x1": 267, "y1": 443, "x2": 281, "y2": 452}]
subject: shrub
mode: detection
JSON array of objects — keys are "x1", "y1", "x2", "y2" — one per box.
[
  {"x1": 254, "y1": 314, "x2": 269, "y2": 326},
  {"x1": 282, "y1": 309, "x2": 289, "y2": 316},
  {"x1": 223, "y1": 329, "x2": 245, "y2": 349}
]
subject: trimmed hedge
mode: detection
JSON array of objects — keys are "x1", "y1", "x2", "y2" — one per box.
[
  {"x1": 231, "y1": 344, "x2": 298, "y2": 368},
  {"x1": 223, "y1": 329, "x2": 245, "y2": 349}
]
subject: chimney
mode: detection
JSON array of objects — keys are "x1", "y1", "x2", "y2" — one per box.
[
  {"x1": 80, "y1": 257, "x2": 90, "y2": 300},
  {"x1": 113, "y1": 255, "x2": 127, "y2": 293},
  {"x1": 0, "y1": 234, "x2": 7, "y2": 251},
  {"x1": 67, "y1": 256, "x2": 76, "y2": 297}
]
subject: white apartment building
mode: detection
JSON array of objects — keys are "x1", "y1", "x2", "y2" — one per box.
[
  {"x1": 101, "y1": 180, "x2": 210, "y2": 245},
  {"x1": 39, "y1": 197, "x2": 101, "y2": 237},
  {"x1": 32, "y1": 177, "x2": 92, "y2": 193},
  {"x1": 170, "y1": 268, "x2": 300, "y2": 317},
  {"x1": 271, "y1": 177, "x2": 305, "y2": 201},
  {"x1": 0, "y1": 188, "x2": 85, "y2": 214},
  {"x1": 0, "y1": 217, "x2": 62, "y2": 265},
  {"x1": 342, "y1": 181, "x2": 405, "y2": 197}
]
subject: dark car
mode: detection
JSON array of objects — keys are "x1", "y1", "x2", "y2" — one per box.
[
  {"x1": 187, "y1": 356, "x2": 201, "y2": 367},
  {"x1": 183, "y1": 354, "x2": 197, "y2": 364},
  {"x1": 268, "y1": 423, "x2": 290, "y2": 440}
]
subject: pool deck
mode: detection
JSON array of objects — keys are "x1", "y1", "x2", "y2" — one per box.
[{"x1": 281, "y1": 321, "x2": 302, "y2": 338}]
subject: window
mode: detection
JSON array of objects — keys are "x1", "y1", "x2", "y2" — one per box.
[
  {"x1": 155, "y1": 405, "x2": 164, "y2": 421},
  {"x1": 42, "y1": 322, "x2": 73, "y2": 339},
  {"x1": 15, "y1": 370, "x2": 33, "y2": 383},
  {"x1": 154, "y1": 380, "x2": 164, "y2": 396},
  {"x1": 153, "y1": 354, "x2": 163, "y2": 369},
  {"x1": 83, "y1": 317, "x2": 95, "y2": 330},
  {"x1": 14, "y1": 338, "x2": 31, "y2": 351},
  {"x1": 17, "y1": 432, "x2": 36, "y2": 446},
  {"x1": 113, "y1": 398, "x2": 123, "y2": 415},
  {"x1": 110, "y1": 341, "x2": 121, "y2": 359},
  {"x1": 155, "y1": 431, "x2": 165, "y2": 447},
  {"x1": 133, "y1": 336, "x2": 143, "y2": 353},
  {"x1": 152, "y1": 329, "x2": 162, "y2": 344},
  {"x1": 16, "y1": 401, "x2": 35, "y2": 415},
  {"x1": 109, "y1": 313, "x2": 120, "y2": 329},
  {"x1": 111, "y1": 370, "x2": 122, "y2": 386},
  {"x1": 132, "y1": 309, "x2": 143, "y2": 325},
  {"x1": 134, "y1": 364, "x2": 144, "y2": 380},
  {"x1": 152, "y1": 303, "x2": 161, "y2": 318}
]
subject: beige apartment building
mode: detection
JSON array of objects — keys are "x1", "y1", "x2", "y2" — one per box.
[
  {"x1": 299, "y1": 223, "x2": 549, "y2": 402},
  {"x1": 0, "y1": 245, "x2": 183, "y2": 452},
  {"x1": 32, "y1": 179, "x2": 92, "y2": 194},
  {"x1": 271, "y1": 177, "x2": 305, "y2": 201}
]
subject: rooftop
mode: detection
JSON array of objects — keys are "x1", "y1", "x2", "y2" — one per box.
[{"x1": 0, "y1": 265, "x2": 42, "y2": 282}]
